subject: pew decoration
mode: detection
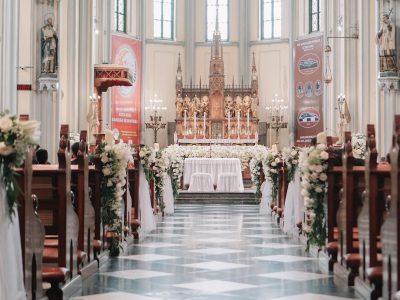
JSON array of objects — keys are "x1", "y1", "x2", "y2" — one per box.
[
  {"x1": 301, "y1": 144, "x2": 329, "y2": 250},
  {"x1": 139, "y1": 145, "x2": 156, "y2": 182},
  {"x1": 153, "y1": 151, "x2": 170, "y2": 212},
  {"x1": 0, "y1": 113, "x2": 40, "y2": 217},
  {"x1": 250, "y1": 158, "x2": 263, "y2": 200},
  {"x1": 263, "y1": 148, "x2": 282, "y2": 206},
  {"x1": 351, "y1": 133, "x2": 367, "y2": 160},
  {"x1": 282, "y1": 147, "x2": 300, "y2": 182},
  {"x1": 97, "y1": 131, "x2": 132, "y2": 256}
]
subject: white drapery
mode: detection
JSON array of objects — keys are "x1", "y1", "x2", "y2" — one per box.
[
  {"x1": 188, "y1": 173, "x2": 214, "y2": 192},
  {"x1": 259, "y1": 180, "x2": 272, "y2": 215},
  {"x1": 138, "y1": 168, "x2": 156, "y2": 233},
  {"x1": 163, "y1": 174, "x2": 174, "y2": 215},
  {"x1": 0, "y1": 179, "x2": 27, "y2": 300},
  {"x1": 283, "y1": 171, "x2": 303, "y2": 234}
]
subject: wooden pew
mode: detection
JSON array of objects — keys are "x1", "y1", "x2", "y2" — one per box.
[
  {"x1": 355, "y1": 125, "x2": 390, "y2": 300},
  {"x1": 326, "y1": 137, "x2": 344, "y2": 271},
  {"x1": 34, "y1": 125, "x2": 79, "y2": 297},
  {"x1": 381, "y1": 115, "x2": 400, "y2": 300},
  {"x1": 70, "y1": 131, "x2": 96, "y2": 272},
  {"x1": 334, "y1": 132, "x2": 365, "y2": 285}
]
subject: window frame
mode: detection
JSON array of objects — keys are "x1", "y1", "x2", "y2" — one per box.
[
  {"x1": 309, "y1": 0, "x2": 322, "y2": 33},
  {"x1": 153, "y1": 0, "x2": 175, "y2": 40},
  {"x1": 115, "y1": 0, "x2": 127, "y2": 33},
  {"x1": 206, "y1": 0, "x2": 229, "y2": 42},
  {"x1": 260, "y1": 0, "x2": 281, "y2": 40}
]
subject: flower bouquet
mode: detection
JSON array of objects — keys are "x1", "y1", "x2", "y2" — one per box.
[
  {"x1": 263, "y1": 148, "x2": 281, "y2": 207},
  {"x1": 301, "y1": 144, "x2": 329, "y2": 250},
  {"x1": 282, "y1": 147, "x2": 300, "y2": 183},
  {"x1": 139, "y1": 145, "x2": 155, "y2": 182},
  {"x1": 250, "y1": 158, "x2": 263, "y2": 200},
  {"x1": 0, "y1": 113, "x2": 40, "y2": 218}
]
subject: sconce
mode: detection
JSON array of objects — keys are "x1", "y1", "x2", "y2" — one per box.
[{"x1": 324, "y1": 19, "x2": 359, "y2": 85}]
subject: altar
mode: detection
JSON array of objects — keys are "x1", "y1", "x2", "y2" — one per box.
[{"x1": 183, "y1": 158, "x2": 244, "y2": 193}]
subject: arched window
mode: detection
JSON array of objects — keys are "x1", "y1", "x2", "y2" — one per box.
[
  {"x1": 260, "y1": 0, "x2": 281, "y2": 39},
  {"x1": 154, "y1": 0, "x2": 175, "y2": 40},
  {"x1": 206, "y1": 0, "x2": 228, "y2": 41},
  {"x1": 309, "y1": 0, "x2": 322, "y2": 33}
]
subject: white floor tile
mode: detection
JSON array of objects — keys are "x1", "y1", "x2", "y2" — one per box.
[
  {"x1": 195, "y1": 237, "x2": 241, "y2": 243},
  {"x1": 271, "y1": 293, "x2": 356, "y2": 300},
  {"x1": 188, "y1": 248, "x2": 245, "y2": 255},
  {"x1": 258, "y1": 271, "x2": 331, "y2": 281},
  {"x1": 245, "y1": 234, "x2": 288, "y2": 239},
  {"x1": 118, "y1": 254, "x2": 178, "y2": 261},
  {"x1": 183, "y1": 261, "x2": 249, "y2": 271},
  {"x1": 72, "y1": 292, "x2": 160, "y2": 300},
  {"x1": 250, "y1": 243, "x2": 302, "y2": 249},
  {"x1": 253, "y1": 255, "x2": 315, "y2": 263},
  {"x1": 135, "y1": 242, "x2": 182, "y2": 248},
  {"x1": 101, "y1": 269, "x2": 171, "y2": 280},
  {"x1": 195, "y1": 229, "x2": 238, "y2": 234},
  {"x1": 174, "y1": 279, "x2": 255, "y2": 293}
]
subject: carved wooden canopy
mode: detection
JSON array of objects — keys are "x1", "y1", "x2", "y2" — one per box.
[{"x1": 94, "y1": 64, "x2": 132, "y2": 93}]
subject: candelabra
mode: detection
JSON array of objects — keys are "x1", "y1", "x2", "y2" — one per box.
[
  {"x1": 145, "y1": 95, "x2": 167, "y2": 143},
  {"x1": 266, "y1": 95, "x2": 288, "y2": 145}
]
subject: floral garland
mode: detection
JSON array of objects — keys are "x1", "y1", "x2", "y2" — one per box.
[
  {"x1": 250, "y1": 158, "x2": 263, "y2": 200},
  {"x1": 282, "y1": 147, "x2": 300, "y2": 182},
  {"x1": 301, "y1": 144, "x2": 329, "y2": 250},
  {"x1": 263, "y1": 149, "x2": 281, "y2": 206},
  {"x1": 139, "y1": 145, "x2": 155, "y2": 182},
  {"x1": 0, "y1": 113, "x2": 40, "y2": 218},
  {"x1": 169, "y1": 155, "x2": 184, "y2": 200},
  {"x1": 98, "y1": 131, "x2": 131, "y2": 256},
  {"x1": 152, "y1": 151, "x2": 170, "y2": 212},
  {"x1": 352, "y1": 133, "x2": 367, "y2": 160}
]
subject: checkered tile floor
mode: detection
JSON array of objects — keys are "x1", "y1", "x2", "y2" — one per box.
[{"x1": 71, "y1": 204, "x2": 359, "y2": 300}]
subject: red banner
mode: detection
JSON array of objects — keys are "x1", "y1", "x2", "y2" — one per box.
[
  {"x1": 294, "y1": 34, "x2": 324, "y2": 146},
  {"x1": 111, "y1": 34, "x2": 141, "y2": 144}
]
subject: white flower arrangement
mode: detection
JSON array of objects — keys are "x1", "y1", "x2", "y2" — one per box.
[
  {"x1": 301, "y1": 143, "x2": 329, "y2": 250},
  {"x1": 282, "y1": 147, "x2": 300, "y2": 182},
  {"x1": 263, "y1": 148, "x2": 281, "y2": 206},
  {"x1": 98, "y1": 130, "x2": 132, "y2": 256},
  {"x1": 139, "y1": 145, "x2": 156, "y2": 182},
  {"x1": 0, "y1": 113, "x2": 41, "y2": 218},
  {"x1": 250, "y1": 158, "x2": 263, "y2": 200},
  {"x1": 352, "y1": 133, "x2": 366, "y2": 160}
]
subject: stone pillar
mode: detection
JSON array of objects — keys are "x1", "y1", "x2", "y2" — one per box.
[
  {"x1": 288, "y1": 0, "x2": 296, "y2": 145},
  {"x1": 140, "y1": 0, "x2": 147, "y2": 143},
  {"x1": 0, "y1": 0, "x2": 19, "y2": 113},
  {"x1": 185, "y1": 0, "x2": 195, "y2": 82},
  {"x1": 239, "y1": 0, "x2": 249, "y2": 83}
]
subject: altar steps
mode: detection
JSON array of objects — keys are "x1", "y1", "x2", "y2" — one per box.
[{"x1": 176, "y1": 190, "x2": 258, "y2": 205}]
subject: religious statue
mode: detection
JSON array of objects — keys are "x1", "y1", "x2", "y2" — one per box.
[
  {"x1": 176, "y1": 95, "x2": 184, "y2": 118},
  {"x1": 224, "y1": 96, "x2": 233, "y2": 117},
  {"x1": 337, "y1": 95, "x2": 351, "y2": 144},
  {"x1": 86, "y1": 98, "x2": 100, "y2": 141},
  {"x1": 242, "y1": 96, "x2": 251, "y2": 116},
  {"x1": 41, "y1": 16, "x2": 58, "y2": 74},
  {"x1": 250, "y1": 95, "x2": 259, "y2": 118},
  {"x1": 193, "y1": 95, "x2": 201, "y2": 114},
  {"x1": 234, "y1": 96, "x2": 242, "y2": 117},
  {"x1": 201, "y1": 96, "x2": 209, "y2": 115},
  {"x1": 376, "y1": 12, "x2": 397, "y2": 73}
]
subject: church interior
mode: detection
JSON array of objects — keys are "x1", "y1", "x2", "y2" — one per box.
[{"x1": 1, "y1": 0, "x2": 400, "y2": 299}]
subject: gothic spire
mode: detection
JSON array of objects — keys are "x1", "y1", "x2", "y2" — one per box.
[
  {"x1": 252, "y1": 52, "x2": 257, "y2": 73},
  {"x1": 177, "y1": 52, "x2": 182, "y2": 73}
]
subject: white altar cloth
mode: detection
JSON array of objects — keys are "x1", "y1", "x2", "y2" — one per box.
[
  {"x1": 188, "y1": 173, "x2": 214, "y2": 192},
  {"x1": 183, "y1": 158, "x2": 244, "y2": 191},
  {"x1": 216, "y1": 173, "x2": 244, "y2": 192}
]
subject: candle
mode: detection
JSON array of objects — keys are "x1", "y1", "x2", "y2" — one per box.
[
  {"x1": 228, "y1": 111, "x2": 231, "y2": 131},
  {"x1": 237, "y1": 111, "x2": 240, "y2": 134},
  {"x1": 154, "y1": 143, "x2": 160, "y2": 152},
  {"x1": 203, "y1": 112, "x2": 206, "y2": 137},
  {"x1": 247, "y1": 109, "x2": 250, "y2": 131},
  {"x1": 194, "y1": 112, "x2": 197, "y2": 136},
  {"x1": 184, "y1": 110, "x2": 187, "y2": 134}
]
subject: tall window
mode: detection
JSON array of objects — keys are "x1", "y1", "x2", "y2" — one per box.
[
  {"x1": 154, "y1": 0, "x2": 175, "y2": 40},
  {"x1": 115, "y1": 0, "x2": 126, "y2": 32},
  {"x1": 309, "y1": 0, "x2": 322, "y2": 32},
  {"x1": 260, "y1": 0, "x2": 281, "y2": 39},
  {"x1": 206, "y1": 0, "x2": 228, "y2": 41}
]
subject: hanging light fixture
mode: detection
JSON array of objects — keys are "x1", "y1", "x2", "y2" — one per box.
[{"x1": 324, "y1": 43, "x2": 333, "y2": 84}]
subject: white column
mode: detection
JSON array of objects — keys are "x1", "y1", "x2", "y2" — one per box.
[
  {"x1": 185, "y1": 0, "x2": 195, "y2": 81},
  {"x1": 140, "y1": 0, "x2": 147, "y2": 143},
  {"x1": 0, "y1": 0, "x2": 18, "y2": 113},
  {"x1": 239, "y1": 0, "x2": 249, "y2": 83},
  {"x1": 288, "y1": 0, "x2": 295, "y2": 145}
]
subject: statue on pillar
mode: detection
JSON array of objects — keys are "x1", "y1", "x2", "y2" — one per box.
[
  {"x1": 337, "y1": 95, "x2": 351, "y2": 144},
  {"x1": 41, "y1": 16, "x2": 58, "y2": 75},
  {"x1": 376, "y1": 12, "x2": 397, "y2": 74}
]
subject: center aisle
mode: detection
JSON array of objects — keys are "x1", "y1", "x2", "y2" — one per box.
[{"x1": 73, "y1": 204, "x2": 359, "y2": 300}]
